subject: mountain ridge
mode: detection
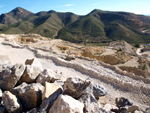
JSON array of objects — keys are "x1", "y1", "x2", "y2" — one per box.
[{"x1": 0, "y1": 7, "x2": 150, "y2": 43}]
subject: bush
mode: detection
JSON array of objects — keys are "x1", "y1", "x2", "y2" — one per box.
[
  {"x1": 135, "y1": 43, "x2": 140, "y2": 48},
  {"x1": 141, "y1": 49, "x2": 145, "y2": 53},
  {"x1": 118, "y1": 48, "x2": 122, "y2": 51},
  {"x1": 139, "y1": 64, "x2": 147, "y2": 70}
]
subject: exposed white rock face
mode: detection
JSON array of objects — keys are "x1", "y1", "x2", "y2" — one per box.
[
  {"x1": 36, "y1": 69, "x2": 66, "y2": 86},
  {"x1": 49, "y1": 95, "x2": 84, "y2": 113},
  {"x1": 11, "y1": 82, "x2": 44, "y2": 109},
  {"x1": 20, "y1": 58, "x2": 42, "y2": 84},
  {"x1": 42, "y1": 82, "x2": 63, "y2": 101},
  {"x1": 2, "y1": 91, "x2": 22, "y2": 113},
  {"x1": 0, "y1": 64, "x2": 25, "y2": 90}
]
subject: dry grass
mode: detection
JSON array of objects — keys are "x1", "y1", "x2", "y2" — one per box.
[
  {"x1": 119, "y1": 66, "x2": 147, "y2": 78},
  {"x1": 57, "y1": 46, "x2": 69, "y2": 51},
  {"x1": 81, "y1": 47, "x2": 124, "y2": 65},
  {"x1": 17, "y1": 37, "x2": 37, "y2": 44}
]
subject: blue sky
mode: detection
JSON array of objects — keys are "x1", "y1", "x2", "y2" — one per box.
[{"x1": 0, "y1": 0, "x2": 150, "y2": 15}]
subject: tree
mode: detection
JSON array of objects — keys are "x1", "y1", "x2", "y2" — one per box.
[
  {"x1": 135, "y1": 43, "x2": 140, "y2": 48},
  {"x1": 118, "y1": 48, "x2": 122, "y2": 51},
  {"x1": 141, "y1": 49, "x2": 145, "y2": 53}
]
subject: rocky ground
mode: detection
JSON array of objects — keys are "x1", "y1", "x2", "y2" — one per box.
[{"x1": 0, "y1": 34, "x2": 150, "y2": 113}]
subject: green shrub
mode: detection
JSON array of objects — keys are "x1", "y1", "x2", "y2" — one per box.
[
  {"x1": 135, "y1": 43, "x2": 140, "y2": 48},
  {"x1": 118, "y1": 48, "x2": 122, "y2": 51},
  {"x1": 141, "y1": 49, "x2": 145, "y2": 53}
]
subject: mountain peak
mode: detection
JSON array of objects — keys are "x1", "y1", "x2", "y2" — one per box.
[
  {"x1": 13, "y1": 7, "x2": 24, "y2": 11},
  {"x1": 8, "y1": 7, "x2": 33, "y2": 20},
  {"x1": 48, "y1": 10, "x2": 56, "y2": 14},
  {"x1": 10, "y1": 7, "x2": 29, "y2": 14}
]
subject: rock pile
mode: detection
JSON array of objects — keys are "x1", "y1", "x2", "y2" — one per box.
[{"x1": 0, "y1": 58, "x2": 147, "y2": 113}]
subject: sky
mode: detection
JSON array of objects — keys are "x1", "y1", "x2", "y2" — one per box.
[{"x1": 0, "y1": 0, "x2": 150, "y2": 16}]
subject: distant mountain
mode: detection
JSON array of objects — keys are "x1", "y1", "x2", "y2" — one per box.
[
  {"x1": 57, "y1": 9, "x2": 150, "y2": 43},
  {"x1": 0, "y1": 7, "x2": 33, "y2": 25},
  {"x1": 0, "y1": 7, "x2": 79, "y2": 37},
  {"x1": 0, "y1": 7, "x2": 150, "y2": 43}
]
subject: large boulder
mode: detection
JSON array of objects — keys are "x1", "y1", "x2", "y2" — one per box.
[
  {"x1": 127, "y1": 105, "x2": 140, "y2": 113},
  {"x1": 63, "y1": 77, "x2": 91, "y2": 99},
  {"x1": 115, "y1": 97, "x2": 133, "y2": 108},
  {"x1": 40, "y1": 83, "x2": 63, "y2": 112},
  {"x1": 2, "y1": 91, "x2": 22, "y2": 113},
  {"x1": 145, "y1": 107, "x2": 150, "y2": 113},
  {"x1": 92, "y1": 83, "x2": 107, "y2": 98},
  {"x1": 19, "y1": 58, "x2": 42, "y2": 84},
  {"x1": 115, "y1": 97, "x2": 136, "y2": 113},
  {"x1": 49, "y1": 94, "x2": 84, "y2": 113},
  {"x1": 11, "y1": 82, "x2": 44, "y2": 109},
  {"x1": 134, "y1": 110, "x2": 143, "y2": 113},
  {"x1": 103, "y1": 104, "x2": 118, "y2": 112},
  {"x1": 79, "y1": 93, "x2": 104, "y2": 113},
  {"x1": 42, "y1": 82, "x2": 63, "y2": 101},
  {"x1": 36, "y1": 69, "x2": 66, "y2": 86},
  {"x1": 0, "y1": 64, "x2": 25, "y2": 90}
]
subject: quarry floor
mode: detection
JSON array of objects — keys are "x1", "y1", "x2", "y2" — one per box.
[{"x1": 0, "y1": 34, "x2": 150, "y2": 110}]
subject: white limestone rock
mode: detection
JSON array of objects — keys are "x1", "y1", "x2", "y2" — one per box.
[{"x1": 49, "y1": 95, "x2": 84, "y2": 113}]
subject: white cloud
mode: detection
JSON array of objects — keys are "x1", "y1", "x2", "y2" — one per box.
[
  {"x1": 64, "y1": 4, "x2": 75, "y2": 7},
  {"x1": 0, "y1": 6, "x2": 3, "y2": 8},
  {"x1": 92, "y1": 3, "x2": 100, "y2": 5}
]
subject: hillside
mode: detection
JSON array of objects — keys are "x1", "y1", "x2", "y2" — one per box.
[
  {"x1": 0, "y1": 7, "x2": 79, "y2": 38},
  {"x1": 57, "y1": 9, "x2": 150, "y2": 43},
  {"x1": 0, "y1": 7, "x2": 150, "y2": 43}
]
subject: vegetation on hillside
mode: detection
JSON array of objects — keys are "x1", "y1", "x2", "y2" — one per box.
[{"x1": 1, "y1": 7, "x2": 150, "y2": 43}]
